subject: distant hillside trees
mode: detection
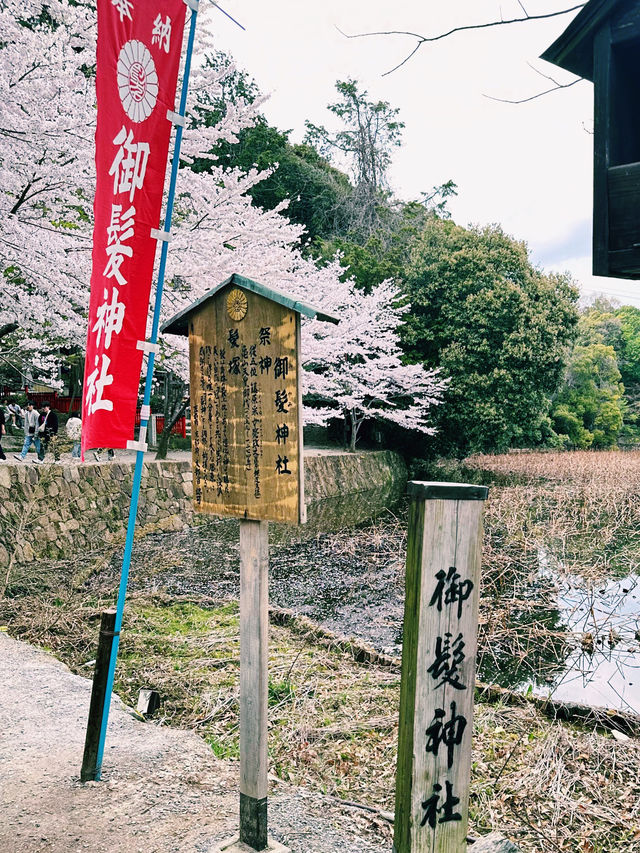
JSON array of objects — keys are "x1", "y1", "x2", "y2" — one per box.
[
  {"x1": 550, "y1": 300, "x2": 640, "y2": 448},
  {"x1": 552, "y1": 343, "x2": 624, "y2": 449}
]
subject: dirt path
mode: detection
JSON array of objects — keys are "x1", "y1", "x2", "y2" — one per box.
[{"x1": 0, "y1": 633, "x2": 386, "y2": 853}]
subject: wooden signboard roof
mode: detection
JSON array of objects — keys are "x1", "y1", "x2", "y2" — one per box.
[
  {"x1": 540, "y1": 0, "x2": 628, "y2": 80},
  {"x1": 161, "y1": 273, "x2": 339, "y2": 337}
]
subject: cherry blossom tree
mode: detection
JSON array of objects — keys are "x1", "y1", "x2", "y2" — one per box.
[
  {"x1": 1, "y1": 0, "x2": 446, "y2": 451},
  {"x1": 287, "y1": 259, "x2": 448, "y2": 450},
  {"x1": 0, "y1": 0, "x2": 272, "y2": 366},
  {"x1": 0, "y1": 1, "x2": 95, "y2": 359}
]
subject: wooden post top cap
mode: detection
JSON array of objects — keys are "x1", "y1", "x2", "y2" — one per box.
[{"x1": 407, "y1": 481, "x2": 489, "y2": 501}]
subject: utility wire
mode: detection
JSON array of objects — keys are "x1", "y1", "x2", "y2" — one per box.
[{"x1": 207, "y1": 0, "x2": 245, "y2": 31}]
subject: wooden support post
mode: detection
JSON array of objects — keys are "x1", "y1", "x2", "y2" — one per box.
[
  {"x1": 80, "y1": 608, "x2": 117, "y2": 783},
  {"x1": 239, "y1": 519, "x2": 269, "y2": 851},
  {"x1": 394, "y1": 482, "x2": 488, "y2": 853}
]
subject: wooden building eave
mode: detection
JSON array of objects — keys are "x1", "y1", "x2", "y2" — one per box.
[{"x1": 540, "y1": 0, "x2": 628, "y2": 80}]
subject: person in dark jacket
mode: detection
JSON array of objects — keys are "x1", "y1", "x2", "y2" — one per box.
[{"x1": 36, "y1": 402, "x2": 60, "y2": 463}]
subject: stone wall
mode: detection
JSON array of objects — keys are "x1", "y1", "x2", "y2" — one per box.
[{"x1": 0, "y1": 450, "x2": 406, "y2": 570}]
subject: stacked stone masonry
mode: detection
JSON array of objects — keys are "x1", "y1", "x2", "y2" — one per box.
[{"x1": 0, "y1": 451, "x2": 406, "y2": 570}]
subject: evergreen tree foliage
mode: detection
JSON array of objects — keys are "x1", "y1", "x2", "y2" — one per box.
[
  {"x1": 190, "y1": 52, "x2": 353, "y2": 244},
  {"x1": 212, "y1": 125, "x2": 353, "y2": 243},
  {"x1": 552, "y1": 343, "x2": 624, "y2": 449},
  {"x1": 305, "y1": 79, "x2": 404, "y2": 239},
  {"x1": 401, "y1": 219, "x2": 579, "y2": 455},
  {"x1": 550, "y1": 300, "x2": 640, "y2": 448}
]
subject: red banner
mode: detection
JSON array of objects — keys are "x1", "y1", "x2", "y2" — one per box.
[{"x1": 82, "y1": 0, "x2": 186, "y2": 455}]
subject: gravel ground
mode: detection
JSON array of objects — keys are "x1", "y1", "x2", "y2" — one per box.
[{"x1": 0, "y1": 631, "x2": 387, "y2": 853}]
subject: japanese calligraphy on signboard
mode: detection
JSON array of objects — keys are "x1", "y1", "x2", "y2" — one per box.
[
  {"x1": 82, "y1": 0, "x2": 186, "y2": 456},
  {"x1": 394, "y1": 482, "x2": 488, "y2": 853},
  {"x1": 161, "y1": 274, "x2": 339, "y2": 525}
]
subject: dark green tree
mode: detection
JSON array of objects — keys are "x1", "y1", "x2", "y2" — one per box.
[
  {"x1": 189, "y1": 52, "x2": 353, "y2": 244},
  {"x1": 615, "y1": 304, "x2": 640, "y2": 387},
  {"x1": 312, "y1": 186, "x2": 458, "y2": 292},
  {"x1": 401, "y1": 219, "x2": 579, "y2": 454},
  {"x1": 212, "y1": 125, "x2": 353, "y2": 243}
]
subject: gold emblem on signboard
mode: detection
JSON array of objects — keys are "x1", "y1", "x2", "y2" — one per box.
[{"x1": 227, "y1": 288, "x2": 248, "y2": 321}]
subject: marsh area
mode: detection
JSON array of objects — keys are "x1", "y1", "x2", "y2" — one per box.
[{"x1": 75, "y1": 449, "x2": 640, "y2": 719}]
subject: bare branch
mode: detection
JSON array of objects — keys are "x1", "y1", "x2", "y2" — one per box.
[
  {"x1": 525, "y1": 60, "x2": 566, "y2": 87},
  {"x1": 339, "y1": 4, "x2": 586, "y2": 76},
  {"x1": 0, "y1": 323, "x2": 19, "y2": 341},
  {"x1": 483, "y1": 76, "x2": 582, "y2": 104}
]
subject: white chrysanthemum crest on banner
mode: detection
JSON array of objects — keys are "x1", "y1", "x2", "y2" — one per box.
[{"x1": 117, "y1": 40, "x2": 158, "y2": 122}]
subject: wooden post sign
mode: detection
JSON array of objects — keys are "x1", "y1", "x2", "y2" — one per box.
[
  {"x1": 394, "y1": 482, "x2": 488, "y2": 853},
  {"x1": 162, "y1": 273, "x2": 337, "y2": 853}
]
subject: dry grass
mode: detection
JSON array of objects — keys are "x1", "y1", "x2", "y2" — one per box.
[
  {"x1": 448, "y1": 451, "x2": 640, "y2": 694},
  {"x1": 2, "y1": 590, "x2": 640, "y2": 852},
  {"x1": 471, "y1": 450, "x2": 640, "y2": 578},
  {"x1": 468, "y1": 449, "x2": 640, "y2": 485}
]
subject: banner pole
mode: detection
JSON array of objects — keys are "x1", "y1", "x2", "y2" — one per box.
[{"x1": 86, "y1": 0, "x2": 200, "y2": 783}]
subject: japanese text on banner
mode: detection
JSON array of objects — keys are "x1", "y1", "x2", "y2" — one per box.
[{"x1": 82, "y1": 0, "x2": 186, "y2": 455}]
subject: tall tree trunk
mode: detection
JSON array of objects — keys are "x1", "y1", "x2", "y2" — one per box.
[
  {"x1": 342, "y1": 412, "x2": 349, "y2": 450},
  {"x1": 349, "y1": 408, "x2": 358, "y2": 453},
  {"x1": 155, "y1": 396, "x2": 189, "y2": 460}
]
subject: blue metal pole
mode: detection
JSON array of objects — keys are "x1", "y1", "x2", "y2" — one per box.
[{"x1": 91, "y1": 3, "x2": 199, "y2": 781}]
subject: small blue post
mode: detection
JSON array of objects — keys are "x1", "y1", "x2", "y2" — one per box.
[{"x1": 87, "y1": 3, "x2": 200, "y2": 782}]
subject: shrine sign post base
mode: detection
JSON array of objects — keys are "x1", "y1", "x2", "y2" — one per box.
[
  {"x1": 213, "y1": 837, "x2": 290, "y2": 853},
  {"x1": 239, "y1": 519, "x2": 270, "y2": 851},
  {"x1": 210, "y1": 518, "x2": 290, "y2": 853}
]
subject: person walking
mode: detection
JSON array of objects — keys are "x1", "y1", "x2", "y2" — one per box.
[
  {"x1": 8, "y1": 401, "x2": 22, "y2": 431},
  {"x1": 36, "y1": 402, "x2": 60, "y2": 463},
  {"x1": 13, "y1": 402, "x2": 41, "y2": 461},
  {"x1": 65, "y1": 412, "x2": 82, "y2": 461},
  {"x1": 0, "y1": 405, "x2": 6, "y2": 461}
]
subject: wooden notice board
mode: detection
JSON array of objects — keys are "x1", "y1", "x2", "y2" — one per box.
[{"x1": 188, "y1": 284, "x2": 305, "y2": 525}]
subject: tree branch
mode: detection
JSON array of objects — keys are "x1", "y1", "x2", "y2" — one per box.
[
  {"x1": 339, "y1": 4, "x2": 586, "y2": 76},
  {"x1": 0, "y1": 323, "x2": 19, "y2": 342},
  {"x1": 483, "y1": 76, "x2": 583, "y2": 104}
]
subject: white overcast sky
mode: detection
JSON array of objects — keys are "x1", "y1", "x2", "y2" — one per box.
[{"x1": 208, "y1": 0, "x2": 640, "y2": 308}]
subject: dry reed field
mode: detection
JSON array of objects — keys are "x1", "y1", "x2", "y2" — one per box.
[
  {"x1": 461, "y1": 451, "x2": 640, "y2": 714},
  {"x1": 471, "y1": 450, "x2": 640, "y2": 576},
  {"x1": 468, "y1": 449, "x2": 640, "y2": 486}
]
